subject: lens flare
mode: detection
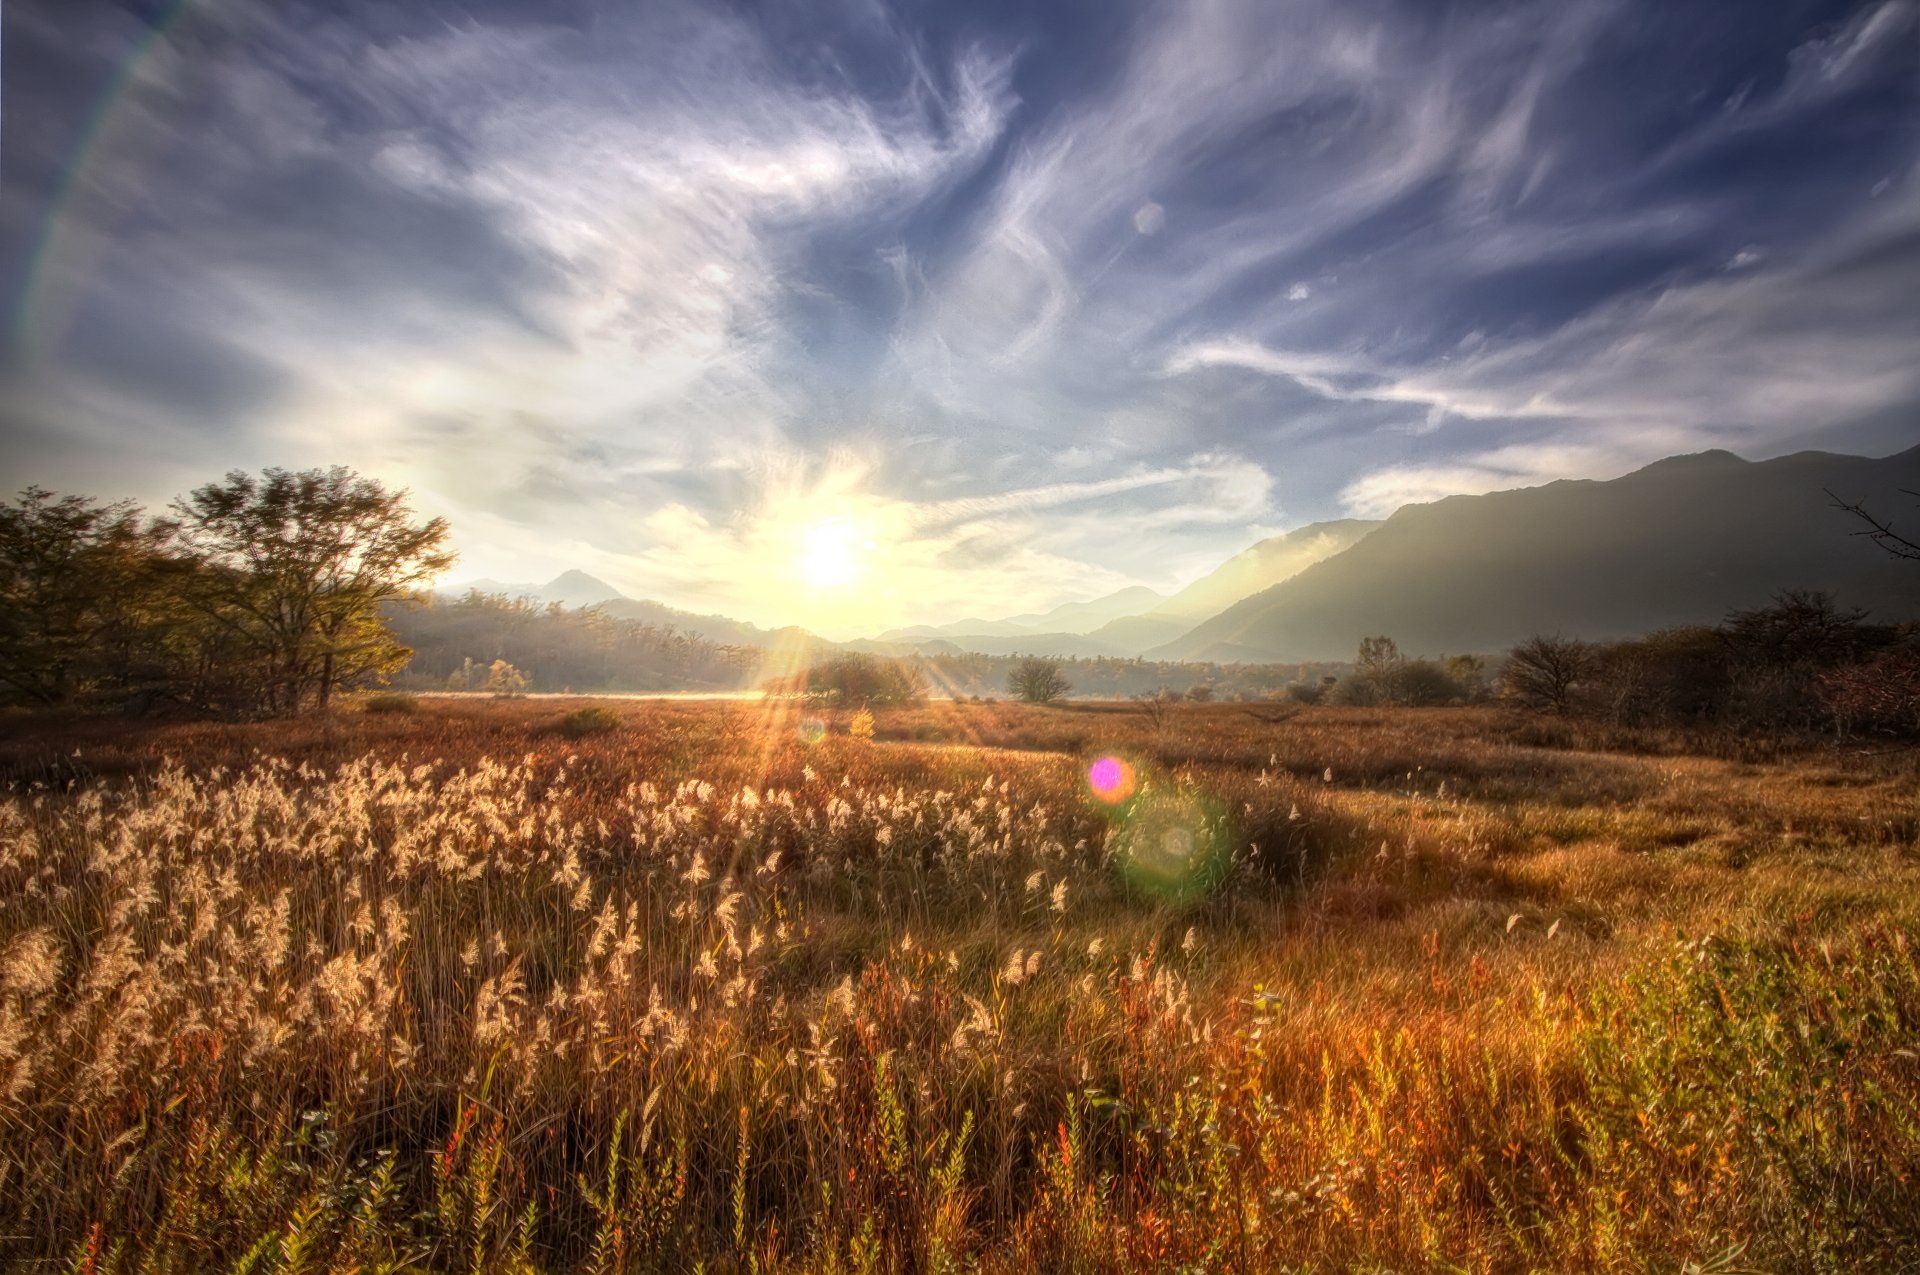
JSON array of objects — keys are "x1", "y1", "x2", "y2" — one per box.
[
  {"x1": 797, "y1": 717, "x2": 827, "y2": 745},
  {"x1": 1087, "y1": 755, "x2": 1137, "y2": 804},
  {"x1": 1115, "y1": 795, "x2": 1228, "y2": 901}
]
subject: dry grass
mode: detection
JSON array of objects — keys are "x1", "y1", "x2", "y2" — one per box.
[{"x1": 2, "y1": 697, "x2": 1917, "y2": 1271}]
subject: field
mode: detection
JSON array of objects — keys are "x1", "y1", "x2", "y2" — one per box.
[{"x1": 3, "y1": 697, "x2": 1918, "y2": 1272}]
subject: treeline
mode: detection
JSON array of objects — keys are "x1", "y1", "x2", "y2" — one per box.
[
  {"x1": 0, "y1": 471, "x2": 449, "y2": 716},
  {"x1": 1502, "y1": 591, "x2": 1919, "y2": 737},
  {"x1": 386, "y1": 592, "x2": 763, "y2": 693},
  {"x1": 904, "y1": 651, "x2": 1344, "y2": 701}
]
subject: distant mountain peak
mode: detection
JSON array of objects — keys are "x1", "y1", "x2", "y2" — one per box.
[
  {"x1": 1632, "y1": 449, "x2": 1749, "y2": 475},
  {"x1": 539, "y1": 570, "x2": 626, "y2": 607}
]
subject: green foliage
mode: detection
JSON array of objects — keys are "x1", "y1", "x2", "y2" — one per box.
[
  {"x1": 0, "y1": 487, "x2": 183, "y2": 707},
  {"x1": 171, "y1": 466, "x2": 454, "y2": 714},
  {"x1": 0, "y1": 470, "x2": 453, "y2": 717}
]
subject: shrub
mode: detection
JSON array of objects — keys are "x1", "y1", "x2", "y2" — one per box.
[
  {"x1": 361, "y1": 692, "x2": 419, "y2": 715},
  {"x1": 558, "y1": 705, "x2": 621, "y2": 738},
  {"x1": 1821, "y1": 646, "x2": 1920, "y2": 736}
]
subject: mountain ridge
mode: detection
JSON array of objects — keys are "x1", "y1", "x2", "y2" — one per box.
[{"x1": 1151, "y1": 446, "x2": 1920, "y2": 663}]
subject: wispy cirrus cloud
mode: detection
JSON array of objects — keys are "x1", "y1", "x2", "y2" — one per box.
[{"x1": 3, "y1": 0, "x2": 1915, "y2": 633}]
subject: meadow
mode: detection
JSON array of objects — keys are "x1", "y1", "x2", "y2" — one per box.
[{"x1": 2, "y1": 696, "x2": 1917, "y2": 1272}]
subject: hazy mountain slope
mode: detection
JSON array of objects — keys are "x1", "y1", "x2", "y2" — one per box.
[
  {"x1": 1153, "y1": 520, "x2": 1381, "y2": 621},
  {"x1": 880, "y1": 585, "x2": 1163, "y2": 642},
  {"x1": 1002, "y1": 585, "x2": 1165, "y2": 633},
  {"x1": 442, "y1": 572, "x2": 825, "y2": 651},
  {"x1": 595, "y1": 597, "x2": 821, "y2": 650},
  {"x1": 445, "y1": 570, "x2": 623, "y2": 608},
  {"x1": 886, "y1": 632, "x2": 1128, "y2": 659},
  {"x1": 1153, "y1": 447, "x2": 1920, "y2": 663},
  {"x1": 1079, "y1": 520, "x2": 1380, "y2": 654}
]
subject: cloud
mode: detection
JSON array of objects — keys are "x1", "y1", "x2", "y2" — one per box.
[{"x1": 6, "y1": 0, "x2": 1917, "y2": 635}]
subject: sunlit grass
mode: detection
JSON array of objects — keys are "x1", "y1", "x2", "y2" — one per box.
[{"x1": 2, "y1": 700, "x2": 1916, "y2": 1270}]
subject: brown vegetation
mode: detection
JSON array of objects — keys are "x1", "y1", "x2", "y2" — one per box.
[{"x1": 2, "y1": 696, "x2": 1917, "y2": 1270}]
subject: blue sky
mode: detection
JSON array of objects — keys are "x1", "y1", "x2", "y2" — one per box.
[{"x1": 3, "y1": 0, "x2": 1917, "y2": 636}]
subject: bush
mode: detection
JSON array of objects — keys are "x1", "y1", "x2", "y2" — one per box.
[
  {"x1": 1821, "y1": 646, "x2": 1920, "y2": 737},
  {"x1": 558, "y1": 706, "x2": 621, "y2": 738},
  {"x1": 361, "y1": 693, "x2": 419, "y2": 715}
]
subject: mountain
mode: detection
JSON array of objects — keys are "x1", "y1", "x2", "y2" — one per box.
[
  {"x1": 877, "y1": 585, "x2": 1163, "y2": 643},
  {"x1": 1155, "y1": 520, "x2": 1381, "y2": 621},
  {"x1": 445, "y1": 570, "x2": 623, "y2": 608},
  {"x1": 542, "y1": 570, "x2": 626, "y2": 608},
  {"x1": 443, "y1": 572, "x2": 826, "y2": 652},
  {"x1": 1152, "y1": 447, "x2": 1920, "y2": 663},
  {"x1": 1084, "y1": 519, "x2": 1380, "y2": 653},
  {"x1": 596, "y1": 596, "x2": 822, "y2": 651},
  {"x1": 1001, "y1": 585, "x2": 1166, "y2": 634}
]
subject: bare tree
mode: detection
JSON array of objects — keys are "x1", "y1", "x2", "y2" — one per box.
[
  {"x1": 1502, "y1": 634, "x2": 1593, "y2": 714},
  {"x1": 1007, "y1": 656, "x2": 1071, "y2": 704},
  {"x1": 1828, "y1": 488, "x2": 1920, "y2": 561}
]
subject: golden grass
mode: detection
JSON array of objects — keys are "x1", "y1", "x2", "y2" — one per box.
[{"x1": 2, "y1": 698, "x2": 1917, "y2": 1271}]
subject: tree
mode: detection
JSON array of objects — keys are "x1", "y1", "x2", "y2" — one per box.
[
  {"x1": 1501, "y1": 634, "x2": 1593, "y2": 713},
  {"x1": 1829, "y1": 488, "x2": 1920, "y2": 561},
  {"x1": 1356, "y1": 635, "x2": 1401, "y2": 673},
  {"x1": 778, "y1": 652, "x2": 923, "y2": 706},
  {"x1": 172, "y1": 467, "x2": 454, "y2": 714},
  {"x1": 483, "y1": 659, "x2": 528, "y2": 695},
  {"x1": 0, "y1": 488, "x2": 177, "y2": 705},
  {"x1": 1008, "y1": 656, "x2": 1071, "y2": 704},
  {"x1": 1331, "y1": 635, "x2": 1405, "y2": 705},
  {"x1": 1722, "y1": 590, "x2": 1869, "y2": 667}
]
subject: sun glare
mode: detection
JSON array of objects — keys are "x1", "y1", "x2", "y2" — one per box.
[{"x1": 801, "y1": 518, "x2": 864, "y2": 588}]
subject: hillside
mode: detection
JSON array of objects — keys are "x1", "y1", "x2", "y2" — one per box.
[
  {"x1": 880, "y1": 584, "x2": 1163, "y2": 642},
  {"x1": 1088, "y1": 519, "x2": 1380, "y2": 652},
  {"x1": 1153, "y1": 447, "x2": 1920, "y2": 662},
  {"x1": 442, "y1": 572, "x2": 825, "y2": 651}
]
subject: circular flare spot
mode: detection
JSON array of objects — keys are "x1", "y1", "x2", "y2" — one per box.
[
  {"x1": 1087, "y1": 756, "x2": 1137, "y2": 803},
  {"x1": 797, "y1": 718, "x2": 827, "y2": 745},
  {"x1": 1116, "y1": 796, "x2": 1228, "y2": 901}
]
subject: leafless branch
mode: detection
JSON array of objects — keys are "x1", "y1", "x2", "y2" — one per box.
[{"x1": 1827, "y1": 488, "x2": 1920, "y2": 561}]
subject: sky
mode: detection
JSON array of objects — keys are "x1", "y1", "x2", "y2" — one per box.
[{"x1": 3, "y1": 0, "x2": 1917, "y2": 639}]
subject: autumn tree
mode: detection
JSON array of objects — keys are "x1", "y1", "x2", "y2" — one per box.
[{"x1": 172, "y1": 467, "x2": 453, "y2": 714}]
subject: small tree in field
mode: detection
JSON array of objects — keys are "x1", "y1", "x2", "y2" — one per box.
[
  {"x1": 483, "y1": 659, "x2": 528, "y2": 696},
  {"x1": 1503, "y1": 634, "x2": 1593, "y2": 713},
  {"x1": 1008, "y1": 656, "x2": 1070, "y2": 704},
  {"x1": 782, "y1": 652, "x2": 922, "y2": 706}
]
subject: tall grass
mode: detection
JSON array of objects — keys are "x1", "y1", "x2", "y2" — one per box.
[{"x1": 2, "y1": 700, "x2": 1916, "y2": 1270}]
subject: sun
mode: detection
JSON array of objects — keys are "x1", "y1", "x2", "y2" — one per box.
[{"x1": 800, "y1": 518, "x2": 864, "y2": 588}]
